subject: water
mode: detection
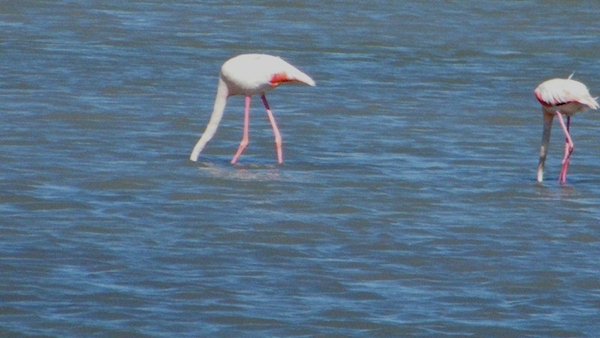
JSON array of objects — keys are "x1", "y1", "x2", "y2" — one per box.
[{"x1": 2, "y1": 1, "x2": 600, "y2": 336}]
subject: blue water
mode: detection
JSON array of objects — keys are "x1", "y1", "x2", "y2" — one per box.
[{"x1": 2, "y1": 1, "x2": 600, "y2": 337}]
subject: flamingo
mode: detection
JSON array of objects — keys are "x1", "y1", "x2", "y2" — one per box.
[
  {"x1": 189, "y1": 54, "x2": 315, "y2": 164},
  {"x1": 534, "y1": 75, "x2": 598, "y2": 184}
]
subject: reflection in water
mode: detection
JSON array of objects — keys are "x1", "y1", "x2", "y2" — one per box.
[{"x1": 197, "y1": 162, "x2": 284, "y2": 182}]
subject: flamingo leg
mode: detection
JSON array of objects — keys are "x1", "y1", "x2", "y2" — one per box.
[
  {"x1": 556, "y1": 112, "x2": 574, "y2": 184},
  {"x1": 231, "y1": 96, "x2": 251, "y2": 164},
  {"x1": 559, "y1": 117, "x2": 572, "y2": 183},
  {"x1": 261, "y1": 94, "x2": 283, "y2": 164}
]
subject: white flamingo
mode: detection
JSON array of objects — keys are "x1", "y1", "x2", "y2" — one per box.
[
  {"x1": 189, "y1": 54, "x2": 315, "y2": 164},
  {"x1": 535, "y1": 75, "x2": 598, "y2": 184}
]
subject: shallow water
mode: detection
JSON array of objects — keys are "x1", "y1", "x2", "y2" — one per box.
[{"x1": 2, "y1": 1, "x2": 600, "y2": 337}]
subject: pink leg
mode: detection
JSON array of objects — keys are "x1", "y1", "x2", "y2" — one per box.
[
  {"x1": 556, "y1": 113, "x2": 573, "y2": 184},
  {"x1": 560, "y1": 142, "x2": 570, "y2": 183},
  {"x1": 261, "y1": 94, "x2": 283, "y2": 164},
  {"x1": 231, "y1": 96, "x2": 251, "y2": 164}
]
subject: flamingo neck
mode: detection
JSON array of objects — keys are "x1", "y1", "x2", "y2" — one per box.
[
  {"x1": 536, "y1": 112, "x2": 554, "y2": 182},
  {"x1": 189, "y1": 78, "x2": 229, "y2": 161}
]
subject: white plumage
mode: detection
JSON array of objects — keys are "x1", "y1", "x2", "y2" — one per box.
[
  {"x1": 535, "y1": 77, "x2": 598, "y2": 184},
  {"x1": 190, "y1": 54, "x2": 315, "y2": 164}
]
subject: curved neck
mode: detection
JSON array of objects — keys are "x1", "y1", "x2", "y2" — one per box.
[
  {"x1": 536, "y1": 112, "x2": 554, "y2": 182},
  {"x1": 190, "y1": 78, "x2": 229, "y2": 161}
]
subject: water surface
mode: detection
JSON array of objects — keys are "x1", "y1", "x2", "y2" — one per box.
[{"x1": 2, "y1": 1, "x2": 600, "y2": 337}]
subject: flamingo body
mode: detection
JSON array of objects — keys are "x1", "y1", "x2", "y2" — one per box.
[
  {"x1": 535, "y1": 77, "x2": 598, "y2": 184},
  {"x1": 535, "y1": 78, "x2": 598, "y2": 115},
  {"x1": 190, "y1": 54, "x2": 315, "y2": 164}
]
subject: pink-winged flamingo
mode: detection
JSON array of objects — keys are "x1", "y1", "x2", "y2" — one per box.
[
  {"x1": 535, "y1": 75, "x2": 598, "y2": 184},
  {"x1": 189, "y1": 54, "x2": 315, "y2": 164}
]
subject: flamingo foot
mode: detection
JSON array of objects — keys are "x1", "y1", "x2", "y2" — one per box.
[{"x1": 231, "y1": 139, "x2": 248, "y2": 164}]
